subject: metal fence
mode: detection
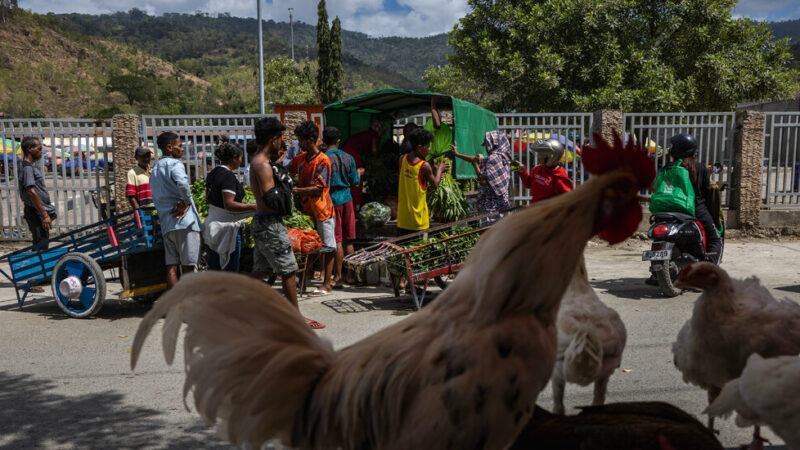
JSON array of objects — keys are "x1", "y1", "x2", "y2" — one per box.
[
  {"x1": 0, "y1": 119, "x2": 113, "y2": 241},
  {"x1": 624, "y1": 112, "x2": 735, "y2": 205},
  {"x1": 763, "y1": 112, "x2": 800, "y2": 207},
  {"x1": 497, "y1": 113, "x2": 594, "y2": 205},
  {"x1": 140, "y1": 114, "x2": 280, "y2": 184}
]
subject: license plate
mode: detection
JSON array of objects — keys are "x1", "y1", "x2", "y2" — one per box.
[{"x1": 642, "y1": 250, "x2": 671, "y2": 261}]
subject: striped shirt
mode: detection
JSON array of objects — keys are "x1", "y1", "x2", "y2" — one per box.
[{"x1": 125, "y1": 165, "x2": 152, "y2": 205}]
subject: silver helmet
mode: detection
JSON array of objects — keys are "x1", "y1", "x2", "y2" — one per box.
[{"x1": 530, "y1": 138, "x2": 565, "y2": 165}]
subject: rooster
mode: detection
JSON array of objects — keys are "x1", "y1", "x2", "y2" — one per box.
[
  {"x1": 672, "y1": 262, "x2": 800, "y2": 448},
  {"x1": 131, "y1": 131, "x2": 654, "y2": 450},
  {"x1": 705, "y1": 353, "x2": 800, "y2": 450},
  {"x1": 551, "y1": 257, "x2": 627, "y2": 414},
  {"x1": 509, "y1": 402, "x2": 723, "y2": 450}
]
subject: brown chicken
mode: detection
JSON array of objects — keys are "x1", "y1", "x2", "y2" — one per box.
[
  {"x1": 131, "y1": 131, "x2": 655, "y2": 450},
  {"x1": 672, "y1": 262, "x2": 800, "y2": 447},
  {"x1": 551, "y1": 257, "x2": 627, "y2": 414},
  {"x1": 509, "y1": 402, "x2": 723, "y2": 450}
]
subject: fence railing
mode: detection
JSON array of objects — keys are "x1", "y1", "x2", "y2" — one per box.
[
  {"x1": 624, "y1": 112, "x2": 735, "y2": 206},
  {"x1": 0, "y1": 119, "x2": 113, "y2": 240},
  {"x1": 0, "y1": 111, "x2": 795, "y2": 240},
  {"x1": 763, "y1": 112, "x2": 800, "y2": 207},
  {"x1": 140, "y1": 114, "x2": 280, "y2": 183}
]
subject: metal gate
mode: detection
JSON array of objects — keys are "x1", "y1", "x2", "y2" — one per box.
[
  {"x1": 0, "y1": 119, "x2": 113, "y2": 240},
  {"x1": 497, "y1": 113, "x2": 593, "y2": 205},
  {"x1": 763, "y1": 112, "x2": 800, "y2": 207},
  {"x1": 140, "y1": 114, "x2": 280, "y2": 183},
  {"x1": 624, "y1": 112, "x2": 735, "y2": 205}
]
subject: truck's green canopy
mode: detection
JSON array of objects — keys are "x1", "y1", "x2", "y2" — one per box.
[{"x1": 323, "y1": 89, "x2": 497, "y2": 178}]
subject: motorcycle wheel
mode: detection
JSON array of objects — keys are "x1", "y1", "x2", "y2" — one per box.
[{"x1": 656, "y1": 257, "x2": 683, "y2": 298}]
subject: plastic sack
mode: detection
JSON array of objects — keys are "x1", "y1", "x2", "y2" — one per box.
[
  {"x1": 360, "y1": 202, "x2": 391, "y2": 230},
  {"x1": 287, "y1": 227, "x2": 322, "y2": 254}
]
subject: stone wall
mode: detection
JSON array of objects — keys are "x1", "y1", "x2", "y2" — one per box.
[
  {"x1": 283, "y1": 111, "x2": 308, "y2": 143},
  {"x1": 112, "y1": 114, "x2": 139, "y2": 215},
  {"x1": 592, "y1": 110, "x2": 624, "y2": 144},
  {"x1": 730, "y1": 110, "x2": 765, "y2": 229}
]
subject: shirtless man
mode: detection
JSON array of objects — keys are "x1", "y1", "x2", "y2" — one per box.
[{"x1": 248, "y1": 117, "x2": 300, "y2": 309}]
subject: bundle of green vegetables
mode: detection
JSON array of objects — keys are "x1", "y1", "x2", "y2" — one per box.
[
  {"x1": 390, "y1": 226, "x2": 481, "y2": 273},
  {"x1": 190, "y1": 179, "x2": 209, "y2": 218},
  {"x1": 360, "y1": 202, "x2": 392, "y2": 229},
  {"x1": 283, "y1": 209, "x2": 315, "y2": 230},
  {"x1": 427, "y1": 156, "x2": 467, "y2": 223}
]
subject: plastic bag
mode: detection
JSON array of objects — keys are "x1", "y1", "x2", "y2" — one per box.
[
  {"x1": 360, "y1": 202, "x2": 391, "y2": 229},
  {"x1": 287, "y1": 227, "x2": 322, "y2": 254}
]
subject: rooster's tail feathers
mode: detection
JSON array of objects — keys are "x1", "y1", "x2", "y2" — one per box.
[
  {"x1": 563, "y1": 322, "x2": 604, "y2": 386},
  {"x1": 130, "y1": 271, "x2": 336, "y2": 448}
]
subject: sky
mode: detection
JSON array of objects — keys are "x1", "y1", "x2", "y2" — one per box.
[{"x1": 16, "y1": 0, "x2": 800, "y2": 38}]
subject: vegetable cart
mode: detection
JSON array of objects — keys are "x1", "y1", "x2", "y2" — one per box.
[
  {"x1": 0, "y1": 208, "x2": 164, "y2": 318},
  {"x1": 344, "y1": 210, "x2": 506, "y2": 309}
]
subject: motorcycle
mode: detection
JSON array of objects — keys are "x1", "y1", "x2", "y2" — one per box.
[{"x1": 642, "y1": 212, "x2": 723, "y2": 297}]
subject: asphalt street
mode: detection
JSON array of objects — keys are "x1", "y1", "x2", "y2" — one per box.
[{"x1": 1, "y1": 238, "x2": 798, "y2": 449}]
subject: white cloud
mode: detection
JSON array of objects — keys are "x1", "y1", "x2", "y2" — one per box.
[{"x1": 734, "y1": 0, "x2": 800, "y2": 21}]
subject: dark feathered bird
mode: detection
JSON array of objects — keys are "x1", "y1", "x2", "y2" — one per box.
[{"x1": 509, "y1": 402, "x2": 723, "y2": 450}]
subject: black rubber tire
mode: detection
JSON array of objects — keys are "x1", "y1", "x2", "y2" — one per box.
[
  {"x1": 51, "y1": 252, "x2": 106, "y2": 318},
  {"x1": 656, "y1": 260, "x2": 682, "y2": 297}
]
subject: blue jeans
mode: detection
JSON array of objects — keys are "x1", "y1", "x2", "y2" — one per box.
[{"x1": 207, "y1": 230, "x2": 242, "y2": 272}]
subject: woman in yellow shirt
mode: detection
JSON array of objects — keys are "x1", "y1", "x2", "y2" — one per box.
[{"x1": 397, "y1": 128, "x2": 450, "y2": 234}]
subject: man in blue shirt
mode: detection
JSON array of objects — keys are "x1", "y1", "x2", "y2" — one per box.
[
  {"x1": 149, "y1": 131, "x2": 202, "y2": 289},
  {"x1": 320, "y1": 126, "x2": 361, "y2": 286}
]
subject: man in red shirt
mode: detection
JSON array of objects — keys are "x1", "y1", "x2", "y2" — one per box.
[
  {"x1": 516, "y1": 137, "x2": 573, "y2": 203},
  {"x1": 340, "y1": 120, "x2": 387, "y2": 209}
]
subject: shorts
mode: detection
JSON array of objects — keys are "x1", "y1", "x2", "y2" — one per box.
[
  {"x1": 334, "y1": 202, "x2": 356, "y2": 242},
  {"x1": 316, "y1": 217, "x2": 336, "y2": 249},
  {"x1": 164, "y1": 229, "x2": 201, "y2": 266},
  {"x1": 252, "y1": 215, "x2": 298, "y2": 275}
]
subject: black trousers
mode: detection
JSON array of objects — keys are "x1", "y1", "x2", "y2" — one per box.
[
  {"x1": 694, "y1": 203, "x2": 722, "y2": 263},
  {"x1": 23, "y1": 206, "x2": 54, "y2": 250}
]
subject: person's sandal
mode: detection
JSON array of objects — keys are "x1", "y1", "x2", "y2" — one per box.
[{"x1": 305, "y1": 318, "x2": 326, "y2": 329}]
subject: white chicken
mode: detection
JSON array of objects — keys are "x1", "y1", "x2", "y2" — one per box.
[
  {"x1": 550, "y1": 256, "x2": 627, "y2": 414},
  {"x1": 672, "y1": 262, "x2": 800, "y2": 448},
  {"x1": 131, "y1": 131, "x2": 655, "y2": 450},
  {"x1": 705, "y1": 353, "x2": 800, "y2": 450}
]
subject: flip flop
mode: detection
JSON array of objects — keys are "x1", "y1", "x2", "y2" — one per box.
[
  {"x1": 308, "y1": 288, "x2": 331, "y2": 297},
  {"x1": 305, "y1": 318, "x2": 326, "y2": 329}
]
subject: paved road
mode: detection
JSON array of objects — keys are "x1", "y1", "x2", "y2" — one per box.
[{"x1": 1, "y1": 238, "x2": 798, "y2": 449}]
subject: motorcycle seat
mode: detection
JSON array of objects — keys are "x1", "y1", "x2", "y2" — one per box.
[{"x1": 650, "y1": 212, "x2": 696, "y2": 223}]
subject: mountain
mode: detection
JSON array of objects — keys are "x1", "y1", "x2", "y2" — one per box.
[
  {"x1": 51, "y1": 10, "x2": 451, "y2": 89},
  {"x1": 769, "y1": 18, "x2": 800, "y2": 44}
]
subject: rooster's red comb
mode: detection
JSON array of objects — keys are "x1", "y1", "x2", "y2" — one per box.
[{"x1": 582, "y1": 130, "x2": 656, "y2": 188}]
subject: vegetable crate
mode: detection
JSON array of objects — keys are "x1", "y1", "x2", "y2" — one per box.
[
  {"x1": 0, "y1": 208, "x2": 164, "y2": 318},
  {"x1": 344, "y1": 210, "x2": 505, "y2": 309}
]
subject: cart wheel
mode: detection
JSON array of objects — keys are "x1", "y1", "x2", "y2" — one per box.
[{"x1": 51, "y1": 252, "x2": 106, "y2": 318}]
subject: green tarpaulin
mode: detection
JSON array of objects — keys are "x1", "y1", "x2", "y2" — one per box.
[{"x1": 323, "y1": 89, "x2": 497, "y2": 178}]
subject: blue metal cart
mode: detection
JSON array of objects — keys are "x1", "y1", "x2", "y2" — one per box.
[{"x1": 0, "y1": 208, "x2": 164, "y2": 318}]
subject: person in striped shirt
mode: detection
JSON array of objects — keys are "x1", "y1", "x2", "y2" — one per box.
[{"x1": 126, "y1": 146, "x2": 153, "y2": 209}]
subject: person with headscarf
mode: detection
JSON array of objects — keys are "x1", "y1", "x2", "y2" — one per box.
[{"x1": 452, "y1": 130, "x2": 512, "y2": 214}]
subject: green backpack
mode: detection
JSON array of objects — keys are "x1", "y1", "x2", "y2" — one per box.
[{"x1": 650, "y1": 159, "x2": 696, "y2": 216}]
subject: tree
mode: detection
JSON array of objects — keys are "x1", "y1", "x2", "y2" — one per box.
[
  {"x1": 316, "y1": 0, "x2": 332, "y2": 103},
  {"x1": 449, "y1": 0, "x2": 800, "y2": 112},
  {"x1": 423, "y1": 64, "x2": 497, "y2": 107},
  {"x1": 329, "y1": 17, "x2": 344, "y2": 102},
  {"x1": 106, "y1": 75, "x2": 155, "y2": 106}
]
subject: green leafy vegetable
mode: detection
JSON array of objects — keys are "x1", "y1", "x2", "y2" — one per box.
[
  {"x1": 360, "y1": 202, "x2": 391, "y2": 229},
  {"x1": 427, "y1": 157, "x2": 467, "y2": 223},
  {"x1": 282, "y1": 209, "x2": 315, "y2": 230},
  {"x1": 191, "y1": 179, "x2": 209, "y2": 218}
]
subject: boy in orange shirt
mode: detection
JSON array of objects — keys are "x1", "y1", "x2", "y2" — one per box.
[{"x1": 290, "y1": 121, "x2": 336, "y2": 296}]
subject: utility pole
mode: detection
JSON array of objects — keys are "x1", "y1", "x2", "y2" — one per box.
[
  {"x1": 257, "y1": 0, "x2": 265, "y2": 114},
  {"x1": 289, "y1": 8, "x2": 295, "y2": 61}
]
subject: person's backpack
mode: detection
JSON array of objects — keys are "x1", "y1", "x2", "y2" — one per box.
[
  {"x1": 650, "y1": 159, "x2": 695, "y2": 216},
  {"x1": 262, "y1": 163, "x2": 294, "y2": 217}
]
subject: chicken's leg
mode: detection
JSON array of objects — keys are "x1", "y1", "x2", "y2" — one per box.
[
  {"x1": 707, "y1": 387, "x2": 721, "y2": 433},
  {"x1": 551, "y1": 375, "x2": 566, "y2": 415},
  {"x1": 743, "y1": 425, "x2": 770, "y2": 450},
  {"x1": 592, "y1": 375, "x2": 609, "y2": 406}
]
